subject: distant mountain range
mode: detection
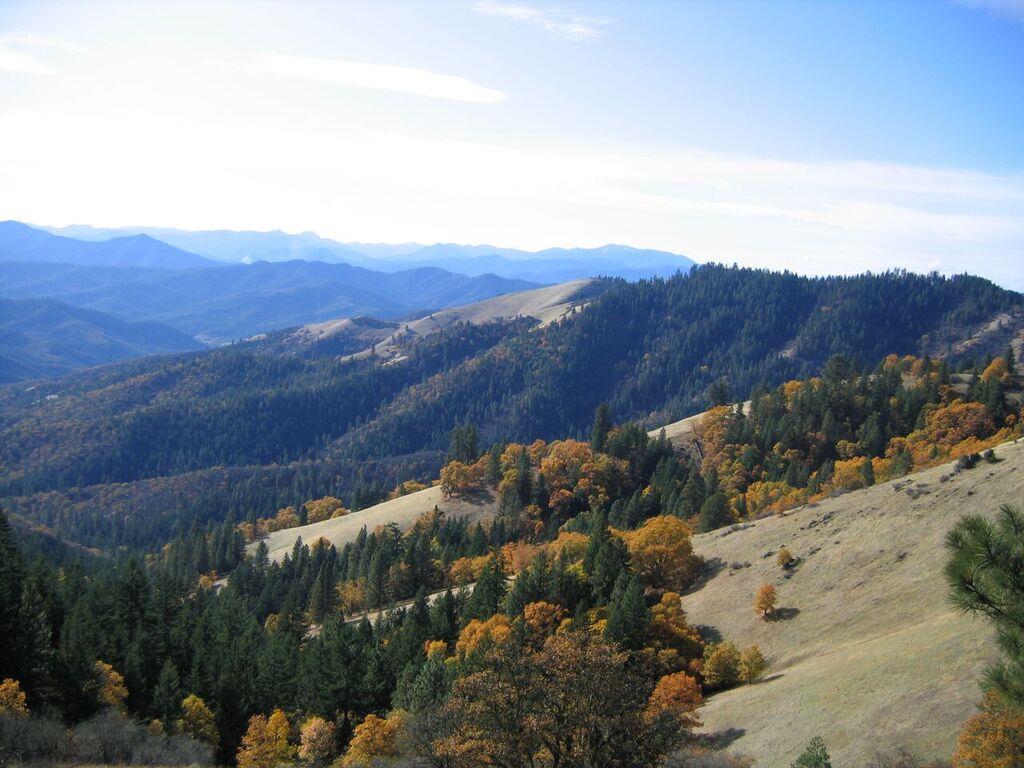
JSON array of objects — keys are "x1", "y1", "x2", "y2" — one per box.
[
  {"x1": 0, "y1": 221, "x2": 219, "y2": 270},
  {"x1": 0, "y1": 220, "x2": 693, "y2": 379},
  {"x1": 41, "y1": 223, "x2": 695, "y2": 282},
  {"x1": 0, "y1": 297, "x2": 203, "y2": 383}
]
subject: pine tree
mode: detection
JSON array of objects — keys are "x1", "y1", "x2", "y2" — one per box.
[
  {"x1": 152, "y1": 660, "x2": 182, "y2": 724},
  {"x1": 791, "y1": 736, "x2": 832, "y2": 768},
  {"x1": 464, "y1": 555, "x2": 506, "y2": 621},
  {"x1": 590, "y1": 403, "x2": 613, "y2": 453},
  {"x1": 588, "y1": 535, "x2": 629, "y2": 605},
  {"x1": 604, "y1": 574, "x2": 649, "y2": 651},
  {"x1": 698, "y1": 492, "x2": 732, "y2": 533},
  {"x1": 0, "y1": 513, "x2": 25, "y2": 682}
]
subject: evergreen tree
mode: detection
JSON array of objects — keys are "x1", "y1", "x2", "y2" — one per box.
[
  {"x1": 464, "y1": 555, "x2": 506, "y2": 621},
  {"x1": 791, "y1": 736, "x2": 832, "y2": 768},
  {"x1": 604, "y1": 574, "x2": 649, "y2": 651},
  {"x1": 698, "y1": 492, "x2": 733, "y2": 533},
  {"x1": 152, "y1": 660, "x2": 182, "y2": 725},
  {"x1": 590, "y1": 403, "x2": 613, "y2": 453},
  {"x1": 0, "y1": 512, "x2": 25, "y2": 681}
]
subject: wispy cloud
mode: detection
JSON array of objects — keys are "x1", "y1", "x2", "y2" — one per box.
[
  {"x1": 240, "y1": 54, "x2": 505, "y2": 104},
  {"x1": 0, "y1": 46, "x2": 52, "y2": 75},
  {"x1": 473, "y1": 1, "x2": 610, "y2": 40},
  {"x1": 953, "y1": 0, "x2": 1024, "y2": 24}
]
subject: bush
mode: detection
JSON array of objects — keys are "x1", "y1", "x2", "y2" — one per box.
[
  {"x1": 955, "y1": 453, "x2": 980, "y2": 472},
  {"x1": 72, "y1": 710, "x2": 214, "y2": 766},
  {"x1": 0, "y1": 714, "x2": 72, "y2": 764}
]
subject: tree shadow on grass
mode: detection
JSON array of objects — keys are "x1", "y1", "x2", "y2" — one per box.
[
  {"x1": 766, "y1": 606, "x2": 800, "y2": 622},
  {"x1": 694, "y1": 624, "x2": 723, "y2": 643},
  {"x1": 684, "y1": 557, "x2": 726, "y2": 595},
  {"x1": 693, "y1": 727, "x2": 746, "y2": 750}
]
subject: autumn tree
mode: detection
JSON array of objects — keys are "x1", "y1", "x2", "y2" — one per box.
[
  {"x1": 0, "y1": 678, "x2": 28, "y2": 717},
  {"x1": 342, "y1": 711, "x2": 406, "y2": 767},
  {"x1": 237, "y1": 709, "x2": 295, "y2": 768},
  {"x1": 645, "y1": 671, "x2": 702, "y2": 729},
  {"x1": 178, "y1": 694, "x2": 219, "y2": 749},
  {"x1": 622, "y1": 515, "x2": 702, "y2": 591},
  {"x1": 436, "y1": 630, "x2": 691, "y2": 768},
  {"x1": 304, "y1": 496, "x2": 346, "y2": 523},
  {"x1": 739, "y1": 646, "x2": 768, "y2": 684},
  {"x1": 701, "y1": 642, "x2": 741, "y2": 691},
  {"x1": 947, "y1": 505, "x2": 1024, "y2": 706},
  {"x1": 298, "y1": 715, "x2": 336, "y2": 767},
  {"x1": 440, "y1": 461, "x2": 474, "y2": 498},
  {"x1": 754, "y1": 583, "x2": 778, "y2": 618},
  {"x1": 777, "y1": 547, "x2": 795, "y2": 569},
  {"x1": 93, "y1": 660, "x2": 128, "y2": 712},
  {"x1": 952, "y1": 691, "x2": 1024, "y2": 768}
]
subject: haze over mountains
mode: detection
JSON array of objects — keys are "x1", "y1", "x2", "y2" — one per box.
[{"x1": 42, "y1": 223, "x2": 695, "y2": 282}]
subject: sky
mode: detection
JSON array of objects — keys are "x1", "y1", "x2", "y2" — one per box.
[{"x1": 0, "y1": 0, "x2": 1022, "y2": 288}]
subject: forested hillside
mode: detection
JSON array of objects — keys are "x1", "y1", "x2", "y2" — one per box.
[
  {"x1": 0, "y1": 266, "x2": 1018, "y2": 553},
  {"x1": 1, "y1": 346, "x2": 1020, "y2": 767}
]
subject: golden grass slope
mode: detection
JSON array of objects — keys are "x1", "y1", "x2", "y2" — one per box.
[
  {"x1": 254, "y1": 484, "x2": 497, "y2": 564},
  {"x1": 349, "y1": 279, "x2": 594, "y2": 361},
  {"x1": 683, "y1": 439, "x2": 1024, "y2": 766}
]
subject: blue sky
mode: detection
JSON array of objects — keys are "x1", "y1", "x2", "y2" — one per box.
[{"x1": 0, "y1": 0, "x2": 1021, "y2": 288}]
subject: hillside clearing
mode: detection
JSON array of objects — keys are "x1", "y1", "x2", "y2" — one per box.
[
  {"x1": 683, "y1": 439, "x2": 1024, "y2": 765},
  {"x1": 254, "y1": 484, "x2": 497, "y2": 563}
]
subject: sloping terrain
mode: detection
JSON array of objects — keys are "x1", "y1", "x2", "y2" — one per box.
[
  {"x1": 257, "y1": 484, "x2": 497, "y2": 563},
  {"x1": 682, "y1": 439, "x2": 1024, "y2": 765},
  {"x1": 0, "y1": 254, "x2": 536, "y2": 343},
  {"x1": 247, "y1": 279, "x2": 600, "y2": 360},
  {"x1": 0, "y1": 297, "x2": 204, "y2": 383}
]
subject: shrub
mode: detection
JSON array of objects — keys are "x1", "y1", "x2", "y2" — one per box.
[
  {"x1": 701, "y1": 642, "x2": 741, "y2": 691},
  {"x1": 739, "y1": 646, "x2": 767, "y2": 684},
  {"x1": 776, "y1": 547, "x2": 795, "y2": 569},
  {"x1": 0, "y1": 714, "x2": 71, "y2": 764},
  {"x1": 791, "y1": 736, "x2": 832, "y2": 768}
]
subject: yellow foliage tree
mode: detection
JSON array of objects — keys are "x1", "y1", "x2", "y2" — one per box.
[
  {"x1": 981, "y1": 357, "x2": 1013, "y2": 385},
  {"x1": 539, "y1": 440, "x2": 593, "y2": 492},
  {"x1": 448, "y1": 554, "x2": 489, "y2": 586},
  {"x1": 701, "y1": 642, "x2": 741, "y2": 691},
  {"x1": 0, "y1": 678, "x2": 28, "y2": 717},
  {"x1": 440, "y1": 461, "x2": 474, "y2": 497},
  {"x1": 953, "y1": 692, "x2": 1024, "y2": 768},
  {"x1": 754, "y1": 583, "x2": 778, "y2": 618},
  {"x1": 647, "y1": 592, "x2": 704, "y2": 664},
  {"x1": 93, "y1": 660, "x2": 128, "y2": 712},
  {"x1": 621, "y1": 516, "x2": 701, "y2": 591},
  {"x1": 522, "y1": 601, "x2": 567, "y2": 642},
  {"x1": 456, "y1": 614, "x2": 512, "y2": 660},
  {"x1": 237, "y1": 709, "x2": 295, "y2": 768},
  {"x1": 177, "y1": 694, "x2": 219, "y2": 748},
  {"x1": 342, "y1": 711, "x2": 406, "y2": 767},
  {"x1": 304, "y1": 496, "x2": 347, "y2": 523},
  {"x1": 739, "y1": 646, "x2": 768, "y2": 684}
]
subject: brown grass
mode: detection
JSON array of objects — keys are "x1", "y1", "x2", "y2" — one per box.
[{"x1": 681, "y1": 439, "x2": 1024, "y2": 765}]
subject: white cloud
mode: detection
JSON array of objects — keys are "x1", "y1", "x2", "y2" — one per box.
[
  {"x1": 239, "y1": 53, "x2": 505, "y2": 104},
  {"x1": 0, "y1": 45, "x2": 52, "y2": 75},
  {"x1": 473, "y1": 1, "x2": 609, "y2": 40}
]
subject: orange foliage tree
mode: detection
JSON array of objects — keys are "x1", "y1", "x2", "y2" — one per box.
[
  {"x1": 754, "y1": 584, "x2": 778, "y2": 618},
  {"x1": 953, "y1": 692, "x2": 1024, "y2": 768},
  {"x1": 455, "y1": 614, "x2": 512, "y2": 660},
  {"x1": 645, "y1": 672, "x2": 702, "y2": 729}
]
